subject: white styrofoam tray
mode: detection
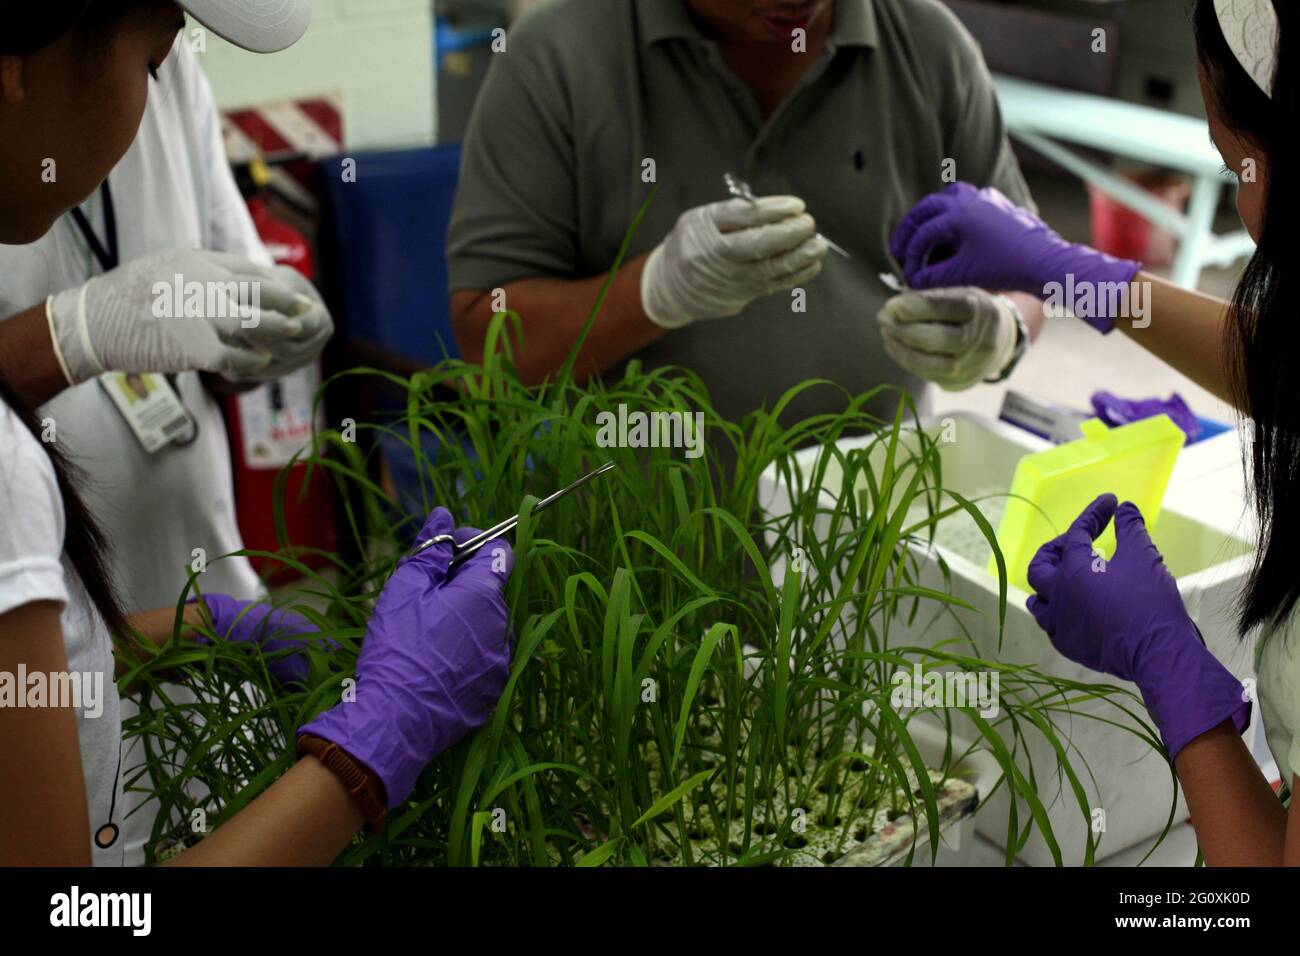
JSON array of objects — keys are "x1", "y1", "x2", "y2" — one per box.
[
  {"x1": 758, "y1": 412, "x2": 1257, "y2": 865},
  {"x1": 881, "y1": 717, "x2": 1001, "y2": 867}
]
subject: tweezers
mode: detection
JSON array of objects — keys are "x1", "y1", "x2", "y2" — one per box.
[
  {"x1": 723, "y1": 172, "x2": 852, "y2": 260},
  {"x1": 409, "y1": 462, "x2": 618, "y2": 569}
]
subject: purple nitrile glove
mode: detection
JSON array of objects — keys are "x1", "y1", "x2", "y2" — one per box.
[
  {"x1": 1091, "y1": 390, "x2": 1201, "y2": 444},
  {"x1": 298, "y1": 507, "x2": 513, "y2": 808},
  {"x1": 890, "y1": 182, "x2": 1142, "y2": 333},
  {"x1": 1025, "y1": 494, "x2": 1250, "y2": 760},
  {"x1": 196, "y1": 594, "x2": 328, "y2": 686}
]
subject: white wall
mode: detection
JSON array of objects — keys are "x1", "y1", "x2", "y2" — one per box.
[{"x1": 196, "y1": 0, "x2": 436, "y2": 151}]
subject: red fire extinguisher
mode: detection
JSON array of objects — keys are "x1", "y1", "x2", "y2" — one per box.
[{"x1": 224, "y1": 183, "x2": 336, "y2": 584}]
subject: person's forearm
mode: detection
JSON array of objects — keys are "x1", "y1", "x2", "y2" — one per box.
[
  {"x1": 127, "y1": 604, "x2": 204, "y2": 645},
  {"x1": 451, "y1": 254, "x2": 664, "y2": 385},
  {"x1": 0, "y1": 304, "x2": 73, "y2": 407},
  {"x1": 1005, "y1": 292, "x2": 1045, "y2": 342},
  {"x1": 165, "y1": 756, "x2": 367, "y2": 866},
  {"x1": 0, "y1": 602, "x2": 94, "y2": 866},
  {"x1": 1174, "y1": 719, "x2": 1286, "y2": 865},
  {"x1": 1116, "y1": 273, "x2": 1236, "y2": 406},
  {"x1": 115, "y1": 604, "x2": 205, "y2": 680},
  {"x1": 131, "y1": 601, "x2": 370, "y2": 865}
]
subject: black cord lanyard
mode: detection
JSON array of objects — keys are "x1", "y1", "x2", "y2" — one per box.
[
  {"x1": 68, "y1": 180, "x2": 199, "y2": 446},
  {"x1": 69, "y1": 181, "x2": 120, "y2": 272},
  {"x1": 93, "y1": 740, "x2": 124, "y2": 855},
  {"x1": 68, "y1": 188, "x2": 127, "y2": 857}
]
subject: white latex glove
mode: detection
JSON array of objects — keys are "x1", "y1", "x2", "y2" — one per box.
[
  {"x1": 47, "y1": 250, "x2": 329, "y2": 386},
  {"x1": 641, "y1": 196, "x2": 828, "y2": 330},
  {"x1": 876, "y1": 287, "x2": 1021, "y2": 391},
  {"x1": 249, "y1": 264, "x2": 335, "y2": 382}
]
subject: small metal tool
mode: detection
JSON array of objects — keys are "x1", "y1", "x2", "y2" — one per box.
[
  {"x1": 878, "y1": 272, "x2": 906, "y2": 293},
  {"x1": 410, "y1": 462, "x2": 618, "y2": 569},
  {"x1": 879, "y1": 243, "x2": 956, "y2": 293},
  {"x1": 723, "y1": 172, "x2": 852, "y2": 260}
]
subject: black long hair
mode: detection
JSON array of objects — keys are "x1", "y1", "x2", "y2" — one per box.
[
  {"x1": 1192, "y1": 0, "x2": 1299, "y2": 633},
  {"x1": 7, "y1": 4, "x2": 100, "y2": 54},
  {"x1": 0, "y1": 383, "x2": 128, "y2": 640},
  {"x1": 6, "y1": 3, "x2": 168, "y2": 57},
  {"x1": 1, "y1": 1, "x2": 152, "y2": 639}
]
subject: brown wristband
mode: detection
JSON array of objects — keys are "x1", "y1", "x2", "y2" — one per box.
[{"x1": 296, "y1": 734, "x2": 389, "y2": 836}]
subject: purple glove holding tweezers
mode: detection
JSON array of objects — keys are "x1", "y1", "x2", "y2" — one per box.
[{"x1": 299, "y1": 507, "x2": 513, "y2": 807}]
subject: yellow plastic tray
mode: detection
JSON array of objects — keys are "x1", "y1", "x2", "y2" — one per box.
[{"x1": 990, "y1": 415, "x2": 1185, "y2": 592}]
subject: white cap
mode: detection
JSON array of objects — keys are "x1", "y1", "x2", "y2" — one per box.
[
  {"x1": 1213, "y1": 0, "x2": 1279, "y2": 97},
  {"x1": 178, "y1": 0, "x2": 311, "y2": 54}
]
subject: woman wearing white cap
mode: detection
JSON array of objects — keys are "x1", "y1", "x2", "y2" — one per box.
[
  {"x1": 890, "y1": 0, "x2": 1298, "y2": 864},
  {"x1": 0, "y1": 8, "x2": 330, "y2": 866},
  {"x1": 0, "y1": 1, "x2": 514, "y2": 867}
]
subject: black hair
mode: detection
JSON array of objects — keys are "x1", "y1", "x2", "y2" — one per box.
[
  {"x1": 1, "y1": 1, "x2": 159, "y2": 640},
  {"x1": 1192, "y1": 0, "x2": 1298, "y2": 634},
  {"x1": 0, "y1": 382, "x2": 127, "y2": 640},
  {"x1": 2, "y1": 1, "x2": 156, "y2": 55},
  {"x1": 0, "y1": 3, "x2": 149, "y2": 639}
]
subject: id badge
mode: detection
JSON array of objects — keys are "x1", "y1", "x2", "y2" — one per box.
[{"x1": 99, "y1": 372, "x2": 197, "y2": 453}]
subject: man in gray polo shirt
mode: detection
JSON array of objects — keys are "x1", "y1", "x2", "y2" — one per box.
[{"x1": 448, "y1": 0, "x2": 1044, "y2": 427}]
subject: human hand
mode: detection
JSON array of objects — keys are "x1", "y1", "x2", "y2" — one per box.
[
  {"x1": 197, "y1": 594, "x2": 330, "y2": 687},
  {"x1": 47, "y1": 250, "x2": 321, "y2": 383},
  {"x1": 890, "y1": 183, "x2": 1140, "y2": 333},
  {"x1": 298, "y1": 508, "x2": 514, "y2": 806},
  {"x1": 876, "y1": 287, "x2": 1021, "y2": 390},
  {"x1": 1026, "y1": 494, "x2": 1250, "y2": 758},
  {"x1": 641, "y1": 196, "x2": 828, "y2": 329}
]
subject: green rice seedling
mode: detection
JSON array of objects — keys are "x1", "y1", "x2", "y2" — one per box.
[
  {"x1": 119, "y1": 340, "x2": 1171, "y2": 866},
  {"x1": 120, "y1": 200, "x2": 1173, "y2": 867}
]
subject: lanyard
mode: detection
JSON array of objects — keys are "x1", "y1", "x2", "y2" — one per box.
[
  {"x1": 68, "y1": 180, "x2": 199, "y2": 448},
  {"x1": 69, "y1": 180, "x2": 120, "y2": 273}
]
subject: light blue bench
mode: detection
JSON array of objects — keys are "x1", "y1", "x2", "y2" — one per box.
[{"x1": 994, "y1": 74, "x2": 1256, "y2": 288}]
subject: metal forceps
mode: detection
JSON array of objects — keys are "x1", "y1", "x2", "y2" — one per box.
[
  {"x1": 409, "y1": 462, "x2": 618, "y2": 569},
  {"x1": 723, "y1": 172, "x2": 852, "y2": 260}
]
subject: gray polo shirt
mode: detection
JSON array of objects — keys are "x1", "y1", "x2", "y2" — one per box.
[{"x1": 448, "y1": 0, "x2": 1032, "y2": 427}]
